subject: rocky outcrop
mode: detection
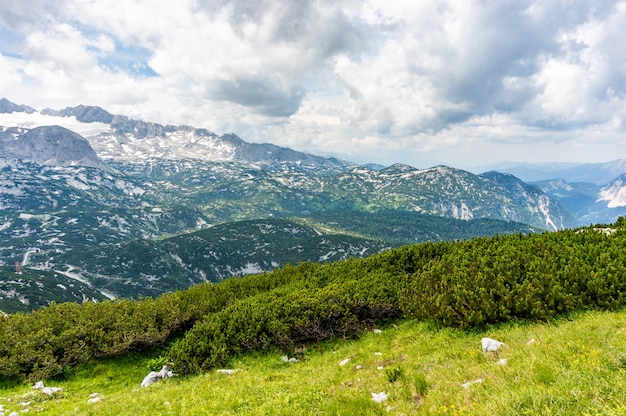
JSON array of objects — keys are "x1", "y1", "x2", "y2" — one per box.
[{"x1": 0, "y1": 125, "x2": 112, "y2": 172}]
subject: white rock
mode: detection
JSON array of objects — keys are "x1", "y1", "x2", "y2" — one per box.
[
  {"x1": 142, "y1": 365, "x2": 176, "y2": 387},
  {"x1": 88, "y1": 397, "x2": 102, "y2": 404},
  {"x1": 32, "y1": 381, "x2": 44, "y2": 390},
  {"x1": 482, "y1": 337, "x2": 504, "y2": 353},
  {"x1": 339, "y1": 358, "x2": 351, "y2": 366},
  {"x1": 356, "y1": 365, "x2": 363, "y2": 370},
  {"x1": 371, "y1": 392, "x2": 388, "y2": 403},
  {"x1": 527, "y1": 338, "x2": 537, "y2": 345},
  {"x1": 377, "y1": 366, "x2": 384, "y2": 370},
  {"x1": 373, "y1": 329, "x2": 382, "y2": 334},
  {"x1": 89, "y1": 393, "x2": 102, "y2": 399},
  {"x1": 216, "y1": 369, "x2": 237, "y2": 375},
  {"x1": 461, "y1": 379, "x2": 484, "y2": 389},
  {"x1": 496, "y1": 358, "x2": 508, "y2": 365},
  {"x1": 281, "y1": 355, "x2": 298, "y2": 363},
  {"x1": 374, "y1": 352, "x2": 382, "y2": 356},
  {"x1": 41, "y1": 387, "x2": 62, "y2": 396}
]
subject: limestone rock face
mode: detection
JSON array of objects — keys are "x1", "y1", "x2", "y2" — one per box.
[{"x1": 0, "y1": 125, "x2": 112, "y2": 172}]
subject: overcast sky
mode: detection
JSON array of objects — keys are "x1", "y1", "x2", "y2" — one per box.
[{"x1": 1, "y1": 1, "x2": 625, "y2": 169}]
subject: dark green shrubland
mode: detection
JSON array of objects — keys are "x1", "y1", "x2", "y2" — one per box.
[{"x1": 400, "y1": 225, "x2": 626, "y2": 328}]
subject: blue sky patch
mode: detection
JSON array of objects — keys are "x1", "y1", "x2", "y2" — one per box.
[
  {"x1": 95, "y1": 41, "x2": 158, "y2": 78},
  {"x1": 0, "y1": 23, "x2": 22, "y2": 58}
]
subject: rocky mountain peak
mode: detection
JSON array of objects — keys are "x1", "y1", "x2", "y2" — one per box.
[
  {"x1": 41, "y1": 105, "x2": 114, "y2": 124},
  {"x1": 0, "y1": 98, "x2": 36, "y2": 114},
  {"x1": 0, "y1": 125, "x2": 112, "y2": 171}
]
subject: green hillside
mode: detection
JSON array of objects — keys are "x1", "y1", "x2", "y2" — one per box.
[
  {"x1": 47, "y1": 215, "x2": 534, "y2": 300},
  {"x1": 2, "y1": 219, "x2": 626, "y2": 414}
]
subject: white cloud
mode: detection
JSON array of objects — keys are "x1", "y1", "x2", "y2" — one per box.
[{"x1": 0, "y1": 0, "x2": 625, "y2": 167}]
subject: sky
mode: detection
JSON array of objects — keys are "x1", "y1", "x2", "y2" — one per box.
[{"x1": 1, "y1": 1, "x2": 625, "y2": 169}]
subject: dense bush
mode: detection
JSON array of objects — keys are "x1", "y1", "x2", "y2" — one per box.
[
  {"x1": 0, "y1": 269, "x2": 301, "y2": 382},
  {"x1": 169, "y1": 281, "x2": 401, "y2": 374},
  {"x1": 399, "y1": 228, "x2": 626, "y2": 328}
]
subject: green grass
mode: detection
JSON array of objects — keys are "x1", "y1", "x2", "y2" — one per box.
[{"x1": 3, "y1": 309, "x2": 626, "y2": 415}]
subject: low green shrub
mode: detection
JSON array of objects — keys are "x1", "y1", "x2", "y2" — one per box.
[
  {"x1": 168, "y1": 281, "x2": 401, "y2": 374},
  {"x1": 399, "y1": 228, "x2": 626, "y2": 328}
]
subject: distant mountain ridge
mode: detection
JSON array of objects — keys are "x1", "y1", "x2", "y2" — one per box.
[
  {"x1": 0, "y1": 97, "x2": 591, "y2": 231},
  {"x1": 0, "y1": 97, "x2": 36, "y2": 114},
  {"x1": 325, "y1": 164, "x2": 577, "y2": 230},
  {"x1": 41, "y1": 104, "x2": 114, "y2": 123},
  {"x1": 2, "y1": 98, "x2": 350, "y2": 173},
  {"x1": 478, "y1": 160, "x2": 626, "y2": 185}
]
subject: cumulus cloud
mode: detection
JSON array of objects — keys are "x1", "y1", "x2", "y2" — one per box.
[{"x1": 0, "y1": 0, "x2": 625, "y2": 167}]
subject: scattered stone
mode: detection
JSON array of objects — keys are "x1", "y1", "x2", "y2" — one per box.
[
  {"x1": 482, "y1": 338, "x2": 504, "y2": 353},
  {"x1": 374, "y1": 352, "x2": 383, "y2": 356},
  {"x1": 41, "y1": 387, "x2": 63, "y2": 396},
  {"x1": 496, "y1": 358, "x2": 508, "y2": 366},
  {"x1": 377, "y1": 366, "x2": 384, "y2": 370},
  {"x1": 527, "y1": 338, "x2": 537, "y2": 345},
  {"x1": 461, "y1": 379, "x2": 484, "y2": 389},
  {"x1": 10, "y1": 412, "x2": 20, "y2": 416},
  {"x1": 89, "y1": 393, "x2": 102, "y2": 399},
  {"x1": 281, "y1": 355, "x2": 299, "y2": 363},
  {"x1": 88, "y1": 397, "x2": 102, "y2": 404},
  {"x1": 356, "y1": 365, "x2": 363, "y2": 370},
  {"x1": 216, "y1": 369, "x2": 238, "y2": 375},
  {"x1": 371, "y1": 392, "x2": 388, "y2": 403},
  {"x1": 373, "y1": 329, "x2": 382, "y2": 334},
  {"x1": 32, "y1": 380, "x2": 62, "y2": 396},
  {"x1": 141, "y1": 365, "x2": 176, "y2": 388},
  {"x1": 339, "y1": 358, "x2": 351, "y2": 366}
]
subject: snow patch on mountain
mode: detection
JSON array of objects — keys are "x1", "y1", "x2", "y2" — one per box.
[
  {"x1": 537, "y1": 195, "x2": 558, "y2": 231},
  {"x1": 89, "y1": 128, "x2": 237, "y2": 161},
  {"x1": 598, "y1": 176, "x2": 626, "y2": 208}
]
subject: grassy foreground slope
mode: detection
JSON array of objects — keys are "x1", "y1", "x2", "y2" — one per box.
[{"x1": 2, "y1": 309, "x2": 626, "y2": 415}]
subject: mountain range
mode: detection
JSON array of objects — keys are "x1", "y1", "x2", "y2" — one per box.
[{"x1": 1, "y1": 97, "x2": 625, "y2": 312}]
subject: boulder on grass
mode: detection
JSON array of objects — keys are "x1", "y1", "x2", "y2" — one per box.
[{"x1": 141, "y1": 365, "x2": 176, "y2": 388}]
